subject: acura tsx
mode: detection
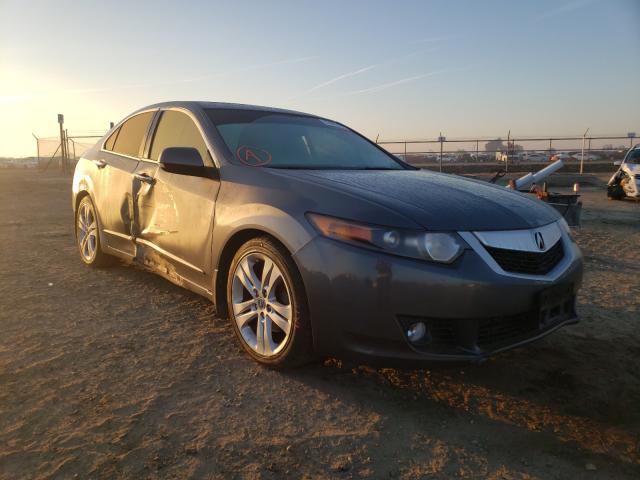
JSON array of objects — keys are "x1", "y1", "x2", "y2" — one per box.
[{"x1": 72, "y1": 102, "x2": 583, "y2": 367}]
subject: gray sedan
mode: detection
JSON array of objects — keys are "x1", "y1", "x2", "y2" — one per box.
[{"x1": 72, "y1": 102, "x2": 583, "y2": 367}]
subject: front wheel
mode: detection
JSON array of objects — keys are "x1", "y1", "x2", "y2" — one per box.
[
  {"x1": 226, "y1": 237, "x2": 313, "y2": 368},
  {"x1": 75, "y1": 196, "x2": 114, "y2": 267},
  {"x1": 607, "y1": 184, "x2": 625, "y2": 200}
]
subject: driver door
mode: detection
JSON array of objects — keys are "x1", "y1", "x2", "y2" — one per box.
[{"x1": 133, "y1": 109, "x2": 220, "y2": 291}]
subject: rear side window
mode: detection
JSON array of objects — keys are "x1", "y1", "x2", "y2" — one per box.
[
  {"x1": 110, "y1": 111, "x2": 154, "y2": 158},
  {"x1": 149, "y1": 110, "x2": 209, "y2": 162}
]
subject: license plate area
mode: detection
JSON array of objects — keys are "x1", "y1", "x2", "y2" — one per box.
[{"x1": 537, "y1": 284, "x2": 575, "y2": 328}]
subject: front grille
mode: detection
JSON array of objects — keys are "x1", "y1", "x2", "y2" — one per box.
[
  {"x1": 398, "y1": 301, "x2": 575, "y2": 355},
  {"x1": 485, "y1": 239, "x2": 564, "y2": 275},
  {"x1": 425, "y1": 313, "x2": 538, "y2": 351},
  {"x1": 477, "y1": 313, "x2": 538, "y2": 346}
]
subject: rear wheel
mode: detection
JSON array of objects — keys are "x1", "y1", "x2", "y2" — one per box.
[
  {"x1": 75, "y1": 196, "x2": 114, "y2": 267},
  {"x1": 226, "y1": 237, "x2": 313, "y2": 368}
]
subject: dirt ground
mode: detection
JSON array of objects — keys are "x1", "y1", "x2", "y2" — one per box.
[{"x1": 1, "y1": 169, "x2": 639, "y2": 480}]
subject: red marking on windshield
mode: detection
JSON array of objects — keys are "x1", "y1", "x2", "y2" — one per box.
[{"x1": 236, "y1": 145, "x2": 272, "y2": 166}]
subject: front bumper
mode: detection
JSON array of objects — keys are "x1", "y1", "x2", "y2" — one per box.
[{"x1": 293, "y1": 234, "x2": 583, "y2": 364}]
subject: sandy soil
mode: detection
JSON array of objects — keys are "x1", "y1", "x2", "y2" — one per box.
[{"x1": 0, "y1": 169, "x2": 639, "y2": 479}]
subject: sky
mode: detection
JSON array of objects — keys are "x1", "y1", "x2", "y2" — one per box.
[{"x1": 1, "y1": 0, "x2": 639, "y2": 157}]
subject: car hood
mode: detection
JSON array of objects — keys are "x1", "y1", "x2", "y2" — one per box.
[{"x1": 271, "y1": 169, "x2": 559, "y2": 231}]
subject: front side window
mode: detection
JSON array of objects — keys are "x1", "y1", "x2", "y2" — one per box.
[
  {"x1": 205, "y1": 109, "x2": 404, "y2": 170},
  {"x1": 110, "y1": 111, "x2": 154, "y2": 158},
  {"x1": 149, "y1": 110, "x2": 209, "y2": 162}
]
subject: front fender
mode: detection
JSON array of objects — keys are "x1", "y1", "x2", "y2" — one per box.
[{"x1": 211, "y1": 201, "x2": 317, "y2": 270}]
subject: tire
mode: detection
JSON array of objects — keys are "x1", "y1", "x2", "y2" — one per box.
[
  {"x1": 226, "y1": 237, "x2": 314, "y2": 368},
  {"x1": 75, "y1": 195, "x2": 115, "y2": 267},
  {"x1": 607, "y1": 184, "x2": 625, "y2": 200}
]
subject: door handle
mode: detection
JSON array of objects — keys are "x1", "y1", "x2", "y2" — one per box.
[
  {"x1": 134, "y1": 173, "x2": 155, "y2": 185},
  {"x1": 92, "y1": 159, "x2": 107, "y2": 169}
]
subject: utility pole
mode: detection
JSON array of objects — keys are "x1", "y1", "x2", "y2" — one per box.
[{"x1": 580, "y1": 128, "x2": 589, "y2": 174}]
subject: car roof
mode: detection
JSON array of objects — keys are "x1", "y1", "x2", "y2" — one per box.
[{"x1": 142, "y1": 100, "x2": 316, "y2": 118}]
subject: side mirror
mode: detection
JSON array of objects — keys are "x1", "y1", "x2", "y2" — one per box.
[
  {"x1": 159, "y1": 147, "x2": 218, "y2": 179},
  {"x1": 613, "y1": 160, "x2": 622, "y2": 166}
]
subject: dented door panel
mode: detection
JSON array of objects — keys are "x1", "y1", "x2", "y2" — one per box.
[
  {"x1": 96, "y1": 152, "x2": 139, "y2": 256},
  {"x1": 133, "y1": 161, "x2": 219, "y2": 290}
]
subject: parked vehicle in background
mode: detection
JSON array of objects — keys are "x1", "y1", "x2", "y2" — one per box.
[
  {"x1": 577, "y1": 152, "x2": 602, "y2": 161},
  {"x1": 496, "y1": 151, "x2": 525, "y2": 162},
  {"x1": 523, "y1": 152, "x2": 549, "y2": 162},
  {"x1": 550, "y1": 152, "x2": 576, "y2": 162},
  {"x1": 608, "y1": 144, "x2": 640, "y2": 200}
]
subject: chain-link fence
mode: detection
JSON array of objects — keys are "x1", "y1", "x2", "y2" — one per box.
[
  {"x1": 33, "y1": 133, "x2": 104, "y2": 172},
  {"x1": 377, "y1": 134, "x2": 637, "y2": 174},
  {"x1": 26, "y1": 121, "x2": 639, "y2": 175}
]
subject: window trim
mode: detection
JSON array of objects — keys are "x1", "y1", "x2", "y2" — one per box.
[{"x1": 100, "y1": 108, "x2": 159, "y2": 161}]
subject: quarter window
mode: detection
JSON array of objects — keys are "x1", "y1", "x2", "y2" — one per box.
[
  {"x1": 104, "y1": 127, "x2": 120, "y2": 151},
  {"x1": 110, "y1": 111, "x2": 154, "y2": 158},
  {"x1": 149, "y1": 110, "x2": 209, "y2": 162}
]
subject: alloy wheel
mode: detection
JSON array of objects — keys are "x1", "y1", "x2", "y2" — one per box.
[
  {"x1": 231, "y1": 252, "x2": 293, "y2": 356},
  {"x1": 77, "y1": 200, "x2": 98, "y2": 263}
]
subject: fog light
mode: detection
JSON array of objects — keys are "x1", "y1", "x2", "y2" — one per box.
[{"x1": 406, "y1": 322, "x2": 427, "y2": 343}]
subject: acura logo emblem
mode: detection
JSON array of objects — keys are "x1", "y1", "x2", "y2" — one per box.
[{"x1": 534, "y1": 231, "x2": 545, "y2": 250}]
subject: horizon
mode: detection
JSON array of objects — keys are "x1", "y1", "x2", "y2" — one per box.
[{"x1": 1, "y1": 0, "x2": 639, "y2": 157}]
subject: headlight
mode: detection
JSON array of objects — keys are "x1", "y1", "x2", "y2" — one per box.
[{"x1": 306, "y1": 213, "x2": 465, "y2": 263}]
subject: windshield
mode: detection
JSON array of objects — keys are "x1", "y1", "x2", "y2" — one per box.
[
  {"x1": 625, "y1": 148, "x2": 640, "y2": 164},
  {"x1": 206, "y1": 109, "x2": 404, "y2": 170}
]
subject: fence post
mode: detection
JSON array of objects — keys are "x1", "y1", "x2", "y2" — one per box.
[
  {"x1": 57, "y1": 114, "x2": 66, "y2": 172},
  {"x1": 505, "y1": 130, "x2": 510, "y2": 173},
  {"x1": 438, "y1": 133, "x2": 444, "y2": 173},
  {"x1": 404, "y1": 141, "x2": 407, "y2": 161},
  {"x1": 32, "y1": 133, "x2": 40, "y2": 167},
  {"x1": 580, "y1": 128, "x2": 589, "y2": 175},
  {"x1": 65, "y1": 128, "x2": 70, "y2": 172},
  {"x1": 70, "y1": 138, "x2": 76, "y2": 162},
  {"x1": 476, "y1": 139, "x2": 479, "y2": 162}
]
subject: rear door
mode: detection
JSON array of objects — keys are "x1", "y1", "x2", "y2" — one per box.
[
  {"x1": 97, "y1": 110, "x2": 155, "y2": 256},
  {"x1": 133, "y1": 108, "x2": 220, "y2": 291}
]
